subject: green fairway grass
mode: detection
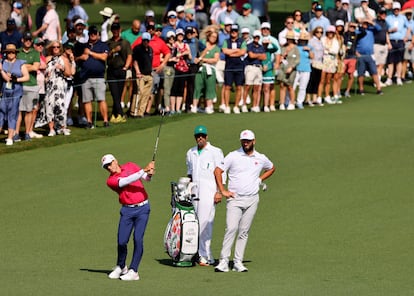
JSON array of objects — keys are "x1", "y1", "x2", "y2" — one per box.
[{"x1": 1, "y1": 85, "x2": 413, "y2": 295}]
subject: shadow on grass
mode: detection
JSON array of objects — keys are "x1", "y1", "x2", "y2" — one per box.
[{"x1": 79, "y1": 268, "x2": 111, "y2": 274}]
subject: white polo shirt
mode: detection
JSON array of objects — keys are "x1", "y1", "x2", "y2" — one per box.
[
  {"x1": 186, "y1": 142, "x2": 225, "y2": 196},
  {"x1": 219, "y1": 147, "x2": 273, "y2": 196}
]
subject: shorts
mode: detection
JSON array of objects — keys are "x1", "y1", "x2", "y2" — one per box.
[
  {"x1": 244, "y1": 65, "x2": 263, "y2": 85},
  {"x1": 357, "y1": 55, "x2": 377, "y2": 76},
  {"x1": 388, "y1": 40, "x2": 404, "y2": 64},
  {"x1": 404, "y1": 41, "x2": 414, "y2": 62},
  {"x1": 224, "y1": 67, "x2": 244, "y2": 86},
  {"x1": 81, "y1": 78, "x2": 106, "y2": 103},
  {"x1": 374, "y1": 44, "x2": 388, "y2": 65},
  {"x1": 19, "y1": 86, "x2": 39, "y2": 111},
  {"x1": 343, "y1": 58, "x2": 357, "y2": 75}
]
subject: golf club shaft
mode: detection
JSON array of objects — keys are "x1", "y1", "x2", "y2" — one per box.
[{"x1": 152, "y1": 110, "x2": 165, "y2": 161}]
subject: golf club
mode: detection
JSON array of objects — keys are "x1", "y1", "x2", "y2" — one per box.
[{"x1": 152, "y1": 110, "x2": 165, "y2": 161}]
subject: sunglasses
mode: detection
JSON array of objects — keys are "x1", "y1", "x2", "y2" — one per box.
[
  {"x1": 286, "y1": 21, "x2": 294, "y2": 24},
  {"x1": 315, "y1": 31, "x2": 323, "y2": 33},
  {"x1": 295, "y1": 14, "x2": 302, "y2": 17},
  {"x1": 195, "y1": 134, "x2": 207, "y2": 138},
  {"x1": 52, "y1": 46, "x2": 60, "y2": 49}
]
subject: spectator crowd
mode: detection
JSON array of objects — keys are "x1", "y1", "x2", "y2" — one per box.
[{"x1": 1, "y1": 0, "x2": 414, "y2": 146}]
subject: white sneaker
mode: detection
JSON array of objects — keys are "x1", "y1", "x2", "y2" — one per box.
[
  {"x1": 232, "y1": 261, "x2": 248, "y2": 272},
  {"x1": 215, "y1": 260, "x2": 229, "y2": 272},
  {"x1": 198, "y1": 256, "x2": 210, "y2": 266},
  {"x1": 315, "y1": 97, "x2": 324, "y2": 106},
  {"x1": 120, "y1": 269, "x2": 140, "y2": 281},
  {"x1": 190, "y1": 106, "x2": 198, "y2": 113},
  {"x1": 233, "y1": 106, "x2": 240, "y2": 114},
  {"x1": 213, "y1": 97, "x2": 217, "y2": 103},
  {"x1": 396, "y1": 78, "x2": 403, "y2": 86},
  {"x1": 324, "y1": 96, "x2": 334, "y2": 104},
  {"x1": 287, "y1": 104, "x2": 295, "y2": 110},
  {"x1": 238, "y1": 99, "x2": 244, "y2": 106},
  {"x1": 344, "y1": 91, "x2": 351, "y2": 98},
  {"x1": 379, "y1": 82, "x2": 387, "y2": 88},
  {"x1": 121, "y1": 101, "x2": 125, "y2": 108},
  {"x1": 205, "y1": 106, "x2": 214, "y2": 114},
  {"x1": 224, "y1": 106, "x2": 231, "y2": 114},
  {"x1": 241, "y1": 105, "x2": 249, "y2": 113},
  {"x1": 127, "y1": 101, "x2": 131, "y2": 109},
  {"x1": 219, "y1": 104, "x2": 226, "y2": 112},
  {"x1": 264, "y1": 106, "x2": 270, "y2": 112},
  {"x1": 48, "y1": 130, "x2": 56, "y2": 137},
  {"x1": 108, "y1": 265, "x2": 128, "y2": 279},
  {"x1": 307, "y1": 101, "x2": 314, "y2": 107},
  {"x1": 252, "y1": 106, "x2": 260, "y2": 113},
  {"x1": 29, "y1": 131, "x2": 43, "y2": 139},
  {"x1": 385, "y1": 78, "x2": 393, "y2": 86},
  {"x1": 269, "y1": 105, "x2": 276, "y2": 111},
  {"x1": 279, "y1": 104, "x2": 286, "y2": 110},
  {"x1": 246, "y1": 95, "x2": 251, "y2": 104},
  {"x1": 5, "y1": 138, "x2": 13, "y2": 146}
]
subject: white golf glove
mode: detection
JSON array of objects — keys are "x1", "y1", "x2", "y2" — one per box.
[{"x1": 257, "y1": 178, "x2": 267, "y2": 192}]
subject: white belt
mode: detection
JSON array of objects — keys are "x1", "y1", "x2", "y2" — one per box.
[{"x1": 123, "y1": 200, "x2": 148, "y2": 208}]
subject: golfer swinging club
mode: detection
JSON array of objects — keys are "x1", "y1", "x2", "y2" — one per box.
[
  {"x1": 214, "y1": 130, "x2": 275, "y2": 272},
  {"x1": 102, "y1": 154, "x2": 155, "y2": 281}
]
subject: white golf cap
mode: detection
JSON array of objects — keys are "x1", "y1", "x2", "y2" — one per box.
[
  {"x1": 176, "y1": 5, "x2": 185, "y2": 13},
  {"x1": 240, "y1": 130, "x2": 255, "y2": 140},
  {"x1": 341, "y1": 0, "x2": 349, "y2": 4},
  {"x1": 74, "y1": 19, "x2": 85, "y2": 26},
  {"x1": 145, "y1": 10, "x2": 155, "y2": 17},
  {"x1": 101, "y1": 154, "x2": 115, "y2": 168},
  {"x1": 392, "y1": 1, "x2": 401, "y2": 9},
  {"x1": 166, "y1": 30, "x2": 176, "y2": 38},
  {"x1": 335, "y1": 19, "x2": 345, "y2": 27},
  {"x1": 167, "y1": 10, "x2": 177, "y2": 17},
  {"x1": 253, "y1": 30, "x2": 261, "y2": 37},
  {"x1": 261, "y1": 22, "x2": 271, "y2": 29},
  {"x1": 99, "y1": 7, "x2": 113, "y2": 18},
  {"x1": 241, "y1": 27, "x2": 250, "y2": 34},
  {"x1": 224, "y1": 17, "x2": 233, "y2": 25}
]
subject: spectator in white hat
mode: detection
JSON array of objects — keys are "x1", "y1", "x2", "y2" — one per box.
[
  {"x1": 99, "y1": 7, "x2": 114, "y2": 42},
  {"x1": 141, "y1": 10, "x2": 155, "y2": 33},
  {"x1": 162, "y1": 11, "x2": 178, "y2": 39},
  {"x1": 384, "y1": 1, "x2": 410, "y2": 86}
]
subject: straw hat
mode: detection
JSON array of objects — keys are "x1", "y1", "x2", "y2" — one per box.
[
  {"x1": 286, "y1": 31, "x2": 296, "y2": 40},
  {"x1": 3, "y1": 43, "x2": 19, "y2": 53}
]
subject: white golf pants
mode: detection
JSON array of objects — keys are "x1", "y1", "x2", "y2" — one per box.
[{"x1": 219, "y1": 194, "x2": 259, "y2": 263}]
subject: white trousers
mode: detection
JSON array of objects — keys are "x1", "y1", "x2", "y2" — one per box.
[
  {"x1": 219, "y1": 194, "x2": 259, "y2": 263},
  {"x1": 193, "y1": 193, "x2": 216, "y2": 260},
  {"x1": 293, "y1": 71, "x2": 311, "y2": 104}
]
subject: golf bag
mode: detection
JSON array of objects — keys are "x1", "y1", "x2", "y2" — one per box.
[
  {"x1": 130, "y1": 79, "x2": 141, "y2": 117},
  {"x1": 164, "y1": 177, "x2": 199, "y2": 267}
]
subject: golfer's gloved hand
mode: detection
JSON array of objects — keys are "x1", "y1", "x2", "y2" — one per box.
[{"x1": 257, "y1": 178, "x2": 267, "y2": 192}]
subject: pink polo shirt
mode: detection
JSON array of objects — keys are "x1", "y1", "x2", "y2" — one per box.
[{"x1": 106, "y1": 162, "x2": 148, "y2": 205}]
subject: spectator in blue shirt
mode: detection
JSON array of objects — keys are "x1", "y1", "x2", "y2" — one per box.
[
  {"x1": 0, "y1": 18, "x2": 23, "y2": 49},
  {"x1": 309, "y1": 5, "x2": 331, "y2": 33}
]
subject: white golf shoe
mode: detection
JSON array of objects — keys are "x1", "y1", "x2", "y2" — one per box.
[
  {"x1": 108, "y1": 265, "x2": 128, "y2": 279},
  {"x1": 120, "y1": 269, "x2": 140, "y2": 281},
  {"x1": 215, "y1": 260, "x2": 229, "y2": 272},
  {"x1": 232, "y1": 261, "x2": 248, "y2": 272}
]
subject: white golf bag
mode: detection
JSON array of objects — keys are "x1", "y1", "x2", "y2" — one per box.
[{"x1": 164, "y1": 177, "x2": 199, "y2": 267}]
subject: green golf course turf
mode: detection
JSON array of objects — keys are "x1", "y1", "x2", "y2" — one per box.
[{"x1": 0, "y1": 86, "x2": 413, "y2": 295}]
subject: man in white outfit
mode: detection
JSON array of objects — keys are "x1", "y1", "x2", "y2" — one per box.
[
  {"x1": 186, "y1": 125, "x2": 225, "y2": 266},
  {"x1": 214, "y1": 130, "x2": 275, "y2": 272}
]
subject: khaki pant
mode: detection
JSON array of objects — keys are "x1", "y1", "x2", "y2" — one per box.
[{"x1": 136, "y1": 75, "x2": 153, "y2": 117}]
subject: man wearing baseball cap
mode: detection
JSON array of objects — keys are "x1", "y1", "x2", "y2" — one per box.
[
  {"x1": 102, "y1": 154, "x2": 155, "y2": 281},
  {"x1": 186, "y1": 125, "x2": 224, "y2": 266},
  {"x1": 214, "y1": 130, "x2": 275, "y2": 272},
  {"x1": 217, "y1": 0, "x2": 240, "y2": 26},
  {"x1": 236, "y1": 3, "x2": 261, "y2": 35}
]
